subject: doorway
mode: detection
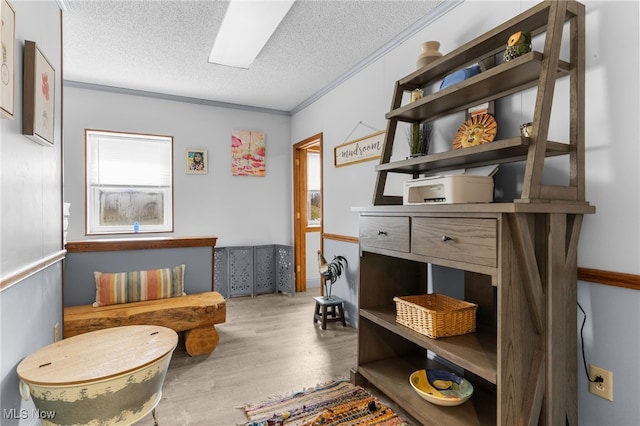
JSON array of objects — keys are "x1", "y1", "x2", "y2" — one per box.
[{"x1": 293, "y1": 133, "x2": 322, "y2": 292}]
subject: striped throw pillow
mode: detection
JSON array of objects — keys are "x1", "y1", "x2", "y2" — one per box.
[{"x1": 93, "y1": 264, "x2": 186, "y2": 307}]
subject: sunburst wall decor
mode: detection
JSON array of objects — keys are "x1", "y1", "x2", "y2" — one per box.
[{"x1": 452, "y1": 113, "x2": 497, "y2": 150}]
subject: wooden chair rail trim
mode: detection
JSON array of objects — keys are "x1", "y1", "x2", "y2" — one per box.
[
  {"x1": 322, "y1": 233, "x2": 359, "y2": 244},
  {"x1": 65, "y1": 236, "x2": 217, "y2": 253},
  {"x1": 1, "y1": 250, "x2": 66, "y2": 292},
  {"x1": 578, "y1": 268, "x2": 640, "y2": 291},
  {"x1": 319, "y1": 233, "x2": 638, "y2": 291},
  {"x1": 1, "y1": 241, "x2": 633, "y2": 293}
]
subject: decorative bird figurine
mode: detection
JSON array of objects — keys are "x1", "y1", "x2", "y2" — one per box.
[
  {"x1": 317, "y1": 251, "x2": 348, "y2": 298},
  {"x1": 317, "y1": 250, "x2": 329, "y2": 276},
  {"x1": 503, "y1": 31, "x2": 531, "y2": 62}
]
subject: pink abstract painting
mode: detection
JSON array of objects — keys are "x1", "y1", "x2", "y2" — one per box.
[{"x1": 231, "y1": 130, "x2": 265, "y2": 176}]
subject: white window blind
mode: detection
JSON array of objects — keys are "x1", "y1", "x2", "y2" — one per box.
[
  {"x1": 85, "y1": 130, "x2": 173, "y2": 234},
  {"x1": 87, "y1": 131, "x2": 172, "y2": 187}
]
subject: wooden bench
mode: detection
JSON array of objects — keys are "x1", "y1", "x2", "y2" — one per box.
[{"x1": 64, "y1": 291, "x2": 226, "y2": 357}]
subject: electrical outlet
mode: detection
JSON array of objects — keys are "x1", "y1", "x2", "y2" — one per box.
[
  {"x1": 54, "y1": 323, "x2": 60, "y2": 342},
  {"x1": 589, "y1": 364, "x2": 613, "y2": 401}
]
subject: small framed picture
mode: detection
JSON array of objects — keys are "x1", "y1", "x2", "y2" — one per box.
[
  {"x1": 0, "y1": 0, "x2": 16, "y2": 119},
  {"x1": 23, "y1": 40, "x2": 55, "y2": 146},
  {"x1": 186, "y1": 149, "x2": 207, "y2": 174}
]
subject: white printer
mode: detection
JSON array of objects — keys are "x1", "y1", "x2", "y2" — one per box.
[{"x1": 403, "y1": 165, "x2": 498, "y2": 205}]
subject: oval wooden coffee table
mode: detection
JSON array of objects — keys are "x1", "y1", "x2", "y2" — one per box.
[{"x1": 17, "y1": 325, "x2": 178, "y2": 426}]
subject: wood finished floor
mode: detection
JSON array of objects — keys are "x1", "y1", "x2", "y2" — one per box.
[{"x1": 136, "y1": 289, "x2": 418, "y2": 426}]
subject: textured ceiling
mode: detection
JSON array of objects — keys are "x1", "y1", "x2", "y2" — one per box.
[{"x1": 63, "y1": 0, "x2": 453, "y2": 114}]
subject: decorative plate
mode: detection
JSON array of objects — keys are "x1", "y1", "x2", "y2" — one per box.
[
  {"x1": 409, "y1": 369, "x2": 473, "y2": 407},
  {"x1": 452, "y1": 113, "x2": 497, "y2": 149}
]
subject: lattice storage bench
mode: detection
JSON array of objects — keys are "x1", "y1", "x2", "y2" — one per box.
[{"x1": 393, "y1": 293, "x2": 477, "y2": 339}]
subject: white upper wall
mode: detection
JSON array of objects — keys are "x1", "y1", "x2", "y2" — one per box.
[
  {"x1": 0, "y1": 2, "x2": 64, "y2": 421},
  {"x1": 292, "y1": 0, "x2": 639, "y2": 276},
  {"x1": 292, "y1": 2, "x2": 640, "y2": 425},
  {"x1": 0, "y1": 2, "x2": 63, "y2": 275},
  {"x1": 63, "y1": 87, "x2": 293, "y2": 247}
]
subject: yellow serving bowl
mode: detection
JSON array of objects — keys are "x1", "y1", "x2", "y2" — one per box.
[{"x1": 409, "y1": 369, "x2": 473, "y2": 407}]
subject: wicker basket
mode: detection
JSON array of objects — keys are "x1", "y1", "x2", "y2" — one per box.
[{"x1": 393, "y1": 293, "x2": 477, "y2": 339}]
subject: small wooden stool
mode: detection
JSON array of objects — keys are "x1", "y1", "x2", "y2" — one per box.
[{"x1": 313, "y1": 296, "x2": 346, "y2": 330}]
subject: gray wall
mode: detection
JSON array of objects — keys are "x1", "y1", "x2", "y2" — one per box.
[
  {"x1": 1, "y1": 265, "x2": 63, "y2": 426},
  {"x1": 0, "y1": 3, "x2": 63, "y2": 424},
  {"x1": 64, "y1": 247, "x2": 213, "y2": 307},
  {"x1": 292, "y1": 1, "x2": 640, "y2": 425}
]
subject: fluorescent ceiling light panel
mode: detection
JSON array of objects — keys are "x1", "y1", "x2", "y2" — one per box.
[{"x1": 208, "y1": 0, "x2": 295, "y2": 69}]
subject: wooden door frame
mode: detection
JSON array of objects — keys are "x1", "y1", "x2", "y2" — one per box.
[{"x1": 293, "y1": 133, "x2": 323, "y2": 292}]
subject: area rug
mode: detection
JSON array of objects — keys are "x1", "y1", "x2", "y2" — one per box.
[{"x1": 243, "y1": 379, "x2": 409, "y2": 426}]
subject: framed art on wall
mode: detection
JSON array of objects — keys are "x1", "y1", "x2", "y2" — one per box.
[
  {"x1": 231, "y1": 130, "x2": 265, "y2": 176},
  {"x1": 23, "y1": 40, "x2": 55, "y2": 146},
  {"x1": 186, "y1": 149, "x2": 207, "y2": 174},
  {"x1": 0, "y1": 0, "x2": 15, "y2": 119}
]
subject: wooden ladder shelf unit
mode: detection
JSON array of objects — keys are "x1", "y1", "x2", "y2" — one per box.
[
  {"x1": 372, "y1": 0, "x2": 585, "y2": 206},
  {"x1": 353, "y1": 2, "x2": 594, "y2": 425}
]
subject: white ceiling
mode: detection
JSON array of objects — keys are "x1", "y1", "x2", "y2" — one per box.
[{"x1": 62, "y1": 0, "x2": 456, "y2": 115}]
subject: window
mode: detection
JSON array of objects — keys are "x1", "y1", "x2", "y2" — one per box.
[
  {"x1": 85, "y1": 129, "x2": 173, "y2": 235},
  {"x1": 307, "y1": 151, "x2": 321, "y2": 226}
]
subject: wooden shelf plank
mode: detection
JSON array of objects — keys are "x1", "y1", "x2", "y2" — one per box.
[
  {"x1": 387, "y1": 52, "x2": 571, "y2": 124},
  {"x1": 357, "y1": 356, "x2": 496, "y2": 426},
  {"x1": 375, "y1": 138, "x2": 569, "y2": 175},
  {"x1": 65, "y1": 236, "x2": 217, "y2": 253},
  {"x1": 398, "y1": 2, "x2": 566, "y2": 89},
  {"x1": 353, "y1": 202, "x2": 595, "y2": 216},
  {"x1": 361, "y1": 306, "x2": 497, "y2": 384}
]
